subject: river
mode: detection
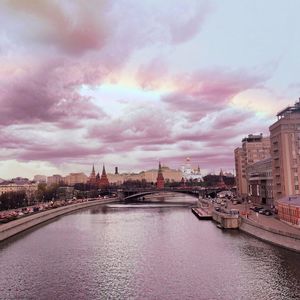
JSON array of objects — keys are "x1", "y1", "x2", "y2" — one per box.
[{"x1": 0, "y1": 194, "x2": 300, "y2": 299}]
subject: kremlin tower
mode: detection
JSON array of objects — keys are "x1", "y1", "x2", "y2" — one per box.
[
  {"x1": 99, "y1": 165, "x2": 110, "y2": 189},
  {"x1": 88, "y1": 165, "x2": 96, "y2": 186},
  {"x1": 95, "y1": 172, "x2": 101, "y2": 187},
  {"x1": 218, "y1": 169, "x2": 227, "y2": 189},
  {"x1": 156, "y1": 162, "x2": 165, "y2": 189}
]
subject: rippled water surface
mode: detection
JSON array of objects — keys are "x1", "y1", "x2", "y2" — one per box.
[{"x1": 1, "y1": 195, "x2": 300, "y2": 299}]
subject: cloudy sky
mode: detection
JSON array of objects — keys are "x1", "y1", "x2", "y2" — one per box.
[{"x1": 1, "y1": 0, "x2": 300, "y2": 179}]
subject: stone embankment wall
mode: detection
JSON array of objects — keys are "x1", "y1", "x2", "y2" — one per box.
[
  {"x1": 212, "y1": 211, "x2": 239, "y2": 229},
  {"x1": 239, "y1": 217, "x2": 300, "y2": 252},
  {"x1": 0, "y1": 198, "x2": 119, "y2": 242}
]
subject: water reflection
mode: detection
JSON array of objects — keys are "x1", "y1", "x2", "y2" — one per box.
[{"x1": 0, "y1": 194, "x2": 299, "y2": 300}]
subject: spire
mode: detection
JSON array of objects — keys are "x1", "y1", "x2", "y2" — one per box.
[
  {"x1": 88, "y1": 163, "x2": 96, "y2": 186},
  {"x1": 99, "y1": 164, "x2": 109, "y2": 189},
  {"x1": 102, "y1": 164, "x2": 107, "y2": 176},
  {"x1": 220, "y1": 169, "x2": 224, "y2": 177}
]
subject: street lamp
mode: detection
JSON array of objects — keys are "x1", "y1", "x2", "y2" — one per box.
[{"x1": 288, "y1": 197, "x2": 292, "y2": 224}]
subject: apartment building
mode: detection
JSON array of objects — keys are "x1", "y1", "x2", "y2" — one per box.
[
  {"x1": 234, "y1": 134, "x2": 271, "y2": 197},
  {"x1": 270, "y1": 99, "x2": 300, "y2": 201},
  {"x1": 246, "y1": 157, "x2": 273, "y2": 205}
]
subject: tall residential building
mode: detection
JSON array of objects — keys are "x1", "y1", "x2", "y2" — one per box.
[
  {"x1": 269, "y1": 99, "x2": 300, "y2": 201},
  {"x1": 234, "y1": 134, "x2": 271, "y2": 197}
]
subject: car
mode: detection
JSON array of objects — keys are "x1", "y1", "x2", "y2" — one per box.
[
  {"x1": 262, "y1": 209, "x2": 273, "y2": 216},
  {"x1": 250, "y1": 206, "x2": 263, "y2": 212}
]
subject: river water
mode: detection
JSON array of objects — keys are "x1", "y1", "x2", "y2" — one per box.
[{"x1": 0, "y1": 194, "x2": 300, "y2": 300}]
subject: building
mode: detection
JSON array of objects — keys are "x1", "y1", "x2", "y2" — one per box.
[
  {"x1": 270, "y1": 99, "x2": 300, "y2": 201},
  {"x1": 33, "y1": 175, "x2": 47, "y2": 183},
  {"x1": 234, "y1": 134, "x2": 271, "y2": 197},
  {"x1": 87, "y1": 165, "x2": 97, "y2": 186},
  {"x1": 246, "y1": 157, "x2": 273, "y2": 206},
  {"x1": 156, "y1": 162, "x2": 165, "y2": 189},
  {"x1": 277, "y1": 196, "x2": 300, "y2": 227},
  {"x1": 99, "y1": 165, "x2": 110, "y2": 189},
  {"x1": 106, "y1": 166, "x2": 182, "y2": 185},
  {"x1": 47, "y1": 174, "x2": 63, "y2": 186},
  {"x1": 217, "y1": 169, "x2": 227, "y2": 189},
  {"x1": 0, "y1": 182, "x2": 38, "y2": 196},
  {"x1": 64, "y1": 173, "x2": 88, "y2": 186},
  {"x1": 234, "y1": 147, "x2": 244, "y2": 195},
  {"x1": 180, "y1": 157, "x2": 203, "y2": 182}
]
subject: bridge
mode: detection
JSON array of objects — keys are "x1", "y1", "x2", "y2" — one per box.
[{"x1": 116, "y1": 186, "x2": 232, "y2": 202}]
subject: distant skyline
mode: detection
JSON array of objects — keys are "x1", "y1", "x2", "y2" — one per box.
[{"x1": 1, "y1": 0, "x2": 300, "y2": 178}]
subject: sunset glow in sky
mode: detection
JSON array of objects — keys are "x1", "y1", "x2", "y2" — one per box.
[{"x1": 1, "y1": 0, "x2": 300, "y2": 178}]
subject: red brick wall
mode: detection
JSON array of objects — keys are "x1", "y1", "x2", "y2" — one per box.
[{"x1": 278, "y1": 203, "x2": 300, "y2": 225}]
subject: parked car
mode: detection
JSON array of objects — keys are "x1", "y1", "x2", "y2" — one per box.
[
  {"x1": 262, "y1": 209, "x2": 273, "y2": 216},
  {"x1": 250, "y1": 206, "x2": 263, "y2": 212}
]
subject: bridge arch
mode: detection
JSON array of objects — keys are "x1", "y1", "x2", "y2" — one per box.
[{"x1": 122, "y1": 189, "x2": 201, "y2": 202}]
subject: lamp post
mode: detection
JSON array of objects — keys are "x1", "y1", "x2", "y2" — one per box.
[{"x1": 288, "y1": 197, "x2": 292, "y2": 224}]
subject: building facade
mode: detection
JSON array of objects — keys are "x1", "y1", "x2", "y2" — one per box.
[
  {"x1": 277, "y1": 196, "x2": 300, "y2": 227},
  {"x1": 234, "y1": 134, "x2": 271, "y2": 197},
  {"x1": 0, "y1": 183, "x2": 38, "y2": 196},
  {"x1": 270, "y1": 99, "x2": 300, "y2": 201},
  {"x1": 33, "y1": 175, "x2": 47, "y2": 183},
  {"x1": 64, "y1": 173, "x2": 88, "y2": 186},
  {"x1": 47, "y1": 174, "x2": 63, "y2": 186},
  {"x1": 246, "y1": 157, "x2": 273, "y2": 206}
]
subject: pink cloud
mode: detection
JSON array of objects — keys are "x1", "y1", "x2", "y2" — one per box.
[
  {"x1": 162, "y1": 69, "x2": 266, "y2": 121},
  {"x1": 0, "y1": 58, "x2": 108, "y2": 127},
  {"x1": 2, "y1": 0, "x2": 108, "y2": 55}
]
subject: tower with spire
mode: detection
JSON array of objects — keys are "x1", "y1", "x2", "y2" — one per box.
[
  {"x1": 156, "y1": 162, "x2": 165, "y2": 189},
  {"x1": 88, "y1": 164, "x2": 97, "y2": 186},
  {"x1": 218, "y1": 169, "x2": 227, "y2": 189},
  {"x1": 99, "y1": 165, "x2": 110, "y2": 189}
]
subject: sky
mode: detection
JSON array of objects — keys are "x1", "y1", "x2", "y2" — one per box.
[{"x1": 1, "y1": 0, "x2": 300, "y2": 179}]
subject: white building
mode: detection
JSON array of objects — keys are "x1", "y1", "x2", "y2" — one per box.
[{"x1": 180, "y1": 157, "x2": 203, "y2": 182}]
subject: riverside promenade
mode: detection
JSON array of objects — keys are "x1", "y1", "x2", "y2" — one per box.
[
  {"x1": 239, "y1": 211, "x2": 300, "y2": 253},
  {"x1": 0, "y1": 198, "x2": 119, "y2": 242}
]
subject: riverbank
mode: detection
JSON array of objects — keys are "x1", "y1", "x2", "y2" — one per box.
[
  {"x1": 0, "y1": 198, "x2": 119, "y2": 242},
  {"x1": 239, "y1": 216, "x2": 300, "y2": 253}
]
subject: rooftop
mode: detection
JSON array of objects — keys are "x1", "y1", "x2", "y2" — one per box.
[
  {"x1": 277, "y1": 196, "x2": 300, "y2": 207},
  {"x1": 242, "y1": 133, "x2": 263, "y2": 143},
  {"x1": 277, "y1": 98, "x2": 300, "y2": 118}
]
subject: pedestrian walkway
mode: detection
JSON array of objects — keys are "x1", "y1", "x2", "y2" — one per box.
[
  {"x1": 247, "y1": 212, "x2": 300, "y2": 236},
  {"x1": 229, "y1": 202, "x2": 300, "y2": 237}
]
